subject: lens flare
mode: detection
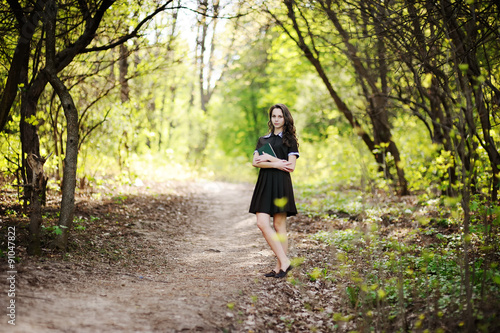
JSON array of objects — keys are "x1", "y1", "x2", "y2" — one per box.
[{"x1": 274, "y1": 197, "x2": 288, "y2": 208}]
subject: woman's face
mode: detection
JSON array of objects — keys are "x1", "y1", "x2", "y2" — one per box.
[{"x1": 271, "y1": 108, "x2": 285, "y2": 131}]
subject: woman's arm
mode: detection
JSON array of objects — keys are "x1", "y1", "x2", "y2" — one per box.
[
  {"x1": 252, "y1": 153, "x2": 296, "y2": 172},
  {"x1": 287, "y1": 155, "x2": 297, "y2": 172}
]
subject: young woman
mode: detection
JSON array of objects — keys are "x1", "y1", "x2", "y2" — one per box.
[{"x1": 249, "y1": 103, "x2": 299, "y2": 279}]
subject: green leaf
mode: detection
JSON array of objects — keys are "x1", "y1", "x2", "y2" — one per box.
[
  {"x1": 25, "y1": 115, "x2": 39, "y2": 126},
  {"x1": 422, "y1": 73, "x2": 433, "y2": 88},
  {"x1": 458, "y1": 64, "x2": 469, "y2": 72}
]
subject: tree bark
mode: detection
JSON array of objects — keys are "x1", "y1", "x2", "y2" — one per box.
[
  {"x1": 4, "y1": 1, "x2": 47, "y2": 217},
  {"x1": 275, "y1": 1, "x2": 391, "y2": 186},
  {"x1": 119, "y1": 43, "x2": 130, "y2": 102},
  {"x1": 53, "y1": 85, "x2": 79, "y2": 251},
  {"x1": 44, "y1": 0, "x2": 79, "y2": 251},
  {"x1": 0, "y1": 0, "x2": 47, "y2": 132},
  {"x1": 26, "y1": 153, "x2": 49, "y2": 255},
  {"x1": 439, "y1": 0, "x2": 500, "y2": 201},
  {"x1": 192, "y1": 0, "x2": 218, "y2": 162},
  {"x1": 20, "y1": 87, "x2": 42, "y2": 206}
]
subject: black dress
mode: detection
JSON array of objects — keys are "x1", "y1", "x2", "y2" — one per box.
[{"x1": 249, "y1": 132, "x2": 299, "y2": 216}]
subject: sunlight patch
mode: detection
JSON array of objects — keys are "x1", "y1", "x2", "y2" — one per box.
[
  {"x1": 274, "y1": 197, "x2": 288, "y2": 208},
  {"x1": 272, "y1": 233, "x2": 287, "y2": 243}
]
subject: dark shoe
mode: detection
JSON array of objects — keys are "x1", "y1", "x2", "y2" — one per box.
[
  {"x1": 274, "y1": 265, "x2": 293, "y2": 278},
  {"x1": 264, "y1": 271, "x2": 277, "y2": 277}
]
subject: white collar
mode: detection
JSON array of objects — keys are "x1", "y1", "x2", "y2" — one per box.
[{"x1": 263, "y1": 132, "x2": 283, "y2": 138}]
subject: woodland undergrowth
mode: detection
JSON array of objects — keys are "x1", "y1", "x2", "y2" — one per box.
[
  {"x1": 0, "y1": 176, "x2": 193, "y2": 279},
  {"x1": 1, "y1": 175, "x2": 499, "y2": 332},
  {"x1": 228, "y1": 184, "x2": 500, "y2": 333}
]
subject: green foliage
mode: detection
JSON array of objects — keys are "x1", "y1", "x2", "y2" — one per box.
[
  {"x1": 42, "y1": 225, "x2": 68, "y2": 236},
  {"x1": 0, "y1": 0, "x2": 476, "y2": 196},
  {"x1": 73, "y1": 215, "x2": 96, "y2": 231},
  {"x1": 312, "y1": 229, "x2": 364, "y2": 252},
  {"x1": 296, "y1": 184, "x2": 367, "y2": 218},
  {"x1": 112, "y1": 195, "x2": 128, "y2": 205},
  {"x1": 304, "y1": 187, "x2": 500, "y2": 331},
  {"x1": 0, "y1": 0, "x2": 497, "y2": 199},
  {"x1": 346, "y1": 285, "x2": 360, "y2": 308}
]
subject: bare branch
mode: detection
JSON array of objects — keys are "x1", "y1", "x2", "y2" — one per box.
[{"x1": 81, "y1": 1, "x2": 174, "y2": 53}]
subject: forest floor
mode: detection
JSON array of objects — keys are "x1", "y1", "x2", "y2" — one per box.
[
  {"x1": 0, "y1": 180, "x2": 333, "y2": 332},
  {"x1": 1, "y1": 180, "x2": 499, "y2": 332}
]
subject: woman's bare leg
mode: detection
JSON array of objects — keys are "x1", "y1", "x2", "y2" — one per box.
[
  {"x1": 256, "y1": 212, "x2": 290, "y2": 272},
  {"x1": 273, "y1": 212, "x2": 289, "y2": 271}
]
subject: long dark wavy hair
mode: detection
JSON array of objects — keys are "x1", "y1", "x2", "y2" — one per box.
[{"x1": 267, "y1": 103, "x2": 298, "y2": 148}]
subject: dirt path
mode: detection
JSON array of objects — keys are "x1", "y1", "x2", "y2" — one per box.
[{"x1": 8, "y1": 181, "x2": 273, "y2": 332}]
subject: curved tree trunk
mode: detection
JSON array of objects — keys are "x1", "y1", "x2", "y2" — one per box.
[
  {"x1": 279, "y1": 0, "x2": 409, "y2": 194},
  {"x1": 0, "y1": 0, "x2": 46, "y2": 132},
  {"x1": 21, "y1": 78, "x2": 48, "y2": 256},
  {"x1": 53, "y1": 87, "x2": 79, "y2": 251},
  {"x1": 44, "y1": 0, "x2": 79, "y2": 251}
]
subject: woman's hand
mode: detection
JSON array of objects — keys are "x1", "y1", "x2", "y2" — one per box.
[
  {"x1": 254, "y1": 153, "x2": 273, "y2": 164},
  {"x1": 273, "y1": 159, "x2": 294, "y2": 172},
  {"x1": 252, "y1": 153, "x2": 296, "y2": 173}
]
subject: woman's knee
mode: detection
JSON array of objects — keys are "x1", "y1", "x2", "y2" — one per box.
[
  {"x1": 256, "y1": 213, "x2": 270, "y2": 231},
  {"x1": 256, "y1": 219, "x2": 268, "y2": 231},
  {"x1": 273, "y1": 213, "x2": 287, "y2": 230}
]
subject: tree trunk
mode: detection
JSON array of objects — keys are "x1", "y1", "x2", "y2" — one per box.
[
  {"x1": 439, "y1": 0, "x2": 500, "y2": 201},
  {"x1": 20, "y1": 77, "x2": 40, "y2": 209},
  {"x1": 19, "y1": 61, "x2": 48, "y2": 253},
  {"x1": 119, "y1": 43, "x2": 130, "y2": 102},
  {"x1": 192, "y1": 0, "x2": 229, "y2": 163},
  {"x1": 1, "y1": 38, "x2": 30, "y2": 132},
  {"x1": 27, "y1": 188, "x2": 43, "y2": 255},
  {"x1": 193, "y1": 0, "x2": 213, "y2": 163},
  {"x1": 406, "y1": 0, "x2": 459, "y2": 196},
  {"x1": 280, "y1": 1, "x2": 376, "y2": 153},
  {"x1": 279, "y1": 0, "x2": 411, "y2": 193},
  {"x1": 53, "y1": 88, "x2": 79, "y2": 251},
  {"x1": 26, "y1": 153, "x2": 49, "y2": 255},
  {"x1": 0, "y1": 0, "x2": 46, "y2": 132},
  {"x1": 44, "y1": 0, "x2": 79, "y2": 251},
  {"x1": 456, "y1": 122, "x2": 474, "y2": 332}
]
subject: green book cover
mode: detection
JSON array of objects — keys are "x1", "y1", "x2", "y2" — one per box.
[{"x1": 257, "y1": 143, "x2": 277, "y2": 157}]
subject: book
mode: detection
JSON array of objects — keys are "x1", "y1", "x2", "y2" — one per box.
[{"x1": 257, "y1": 143, "x2": 277, "y2": 157}]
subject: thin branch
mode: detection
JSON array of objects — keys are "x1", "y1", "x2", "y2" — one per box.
[
  {"x1": 78, "y1": 108, "x2": 111, "y2": 150},
  {"x1": 81, "y1": 1, "x2": 174, "y2": 53},
  {"x1": 170, "y1": 4, "x2": 250, "y2": 20}
]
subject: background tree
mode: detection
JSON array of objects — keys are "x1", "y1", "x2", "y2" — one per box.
[
  {"x1": 187, "y1": 0, "x2": 242, "y2": 164},
  {"x1": 0, "y1": 0, "x2": 175, "y2": 252},
  {"x1": 367, "y1": 0, "x2": 500, "y2": 201},
  {"x1": 266, "y1": 0, "x2": 410, "y2": 194}
]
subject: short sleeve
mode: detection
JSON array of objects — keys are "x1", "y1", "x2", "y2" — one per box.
[
  {"x1": 254, "y1": 137, "x2": 265, "y2": 154},
  {"x1": 288, "y1": 140, "x2": 299, "y2": 159}
]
